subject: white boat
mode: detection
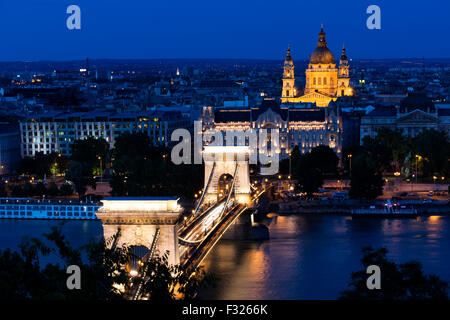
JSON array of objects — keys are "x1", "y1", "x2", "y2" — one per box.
[{"x1": 0, "y1": 198, "x2": 100, "y2": 220}]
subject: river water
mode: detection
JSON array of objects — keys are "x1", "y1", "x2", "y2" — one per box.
[{"x1": 1, "y1": 213, "x2": 450, "y2": 299}]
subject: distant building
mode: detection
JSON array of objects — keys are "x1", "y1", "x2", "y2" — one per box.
[
  {"x1": 19, "y1": 111, "x2": 189, "y2": 157},
  {"x1": 360, "y1": 92, "x2": 450, "y2": 143},
  {"x1": 281, "y1": 26, "x2": 354, "y2": 107},
  {"x1": 0, "y1": 125, "x2": 20, "y2": 175},
  {"x1": 202, "y1": 98, "x2": 342, "y2": 157}
]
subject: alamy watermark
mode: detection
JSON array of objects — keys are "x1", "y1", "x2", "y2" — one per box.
[
  {"x1": 66, "y1": 5, "x2": 81, "y2": 30},
  {"x1": 366, "y1": 265, "x2": 381, "y2": 290},
  {"x1": 171, "y1": 121, "x2": 280, "y2": 175},
  {"x1": 366, "y1": 5, "x2": 381, "y2": 30},
  {"x1": 66, "y1": 265, "x2": 81, "y2": 289}
]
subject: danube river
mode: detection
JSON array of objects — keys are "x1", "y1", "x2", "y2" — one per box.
[{"x1": 1, "y1": 214, "x2": 450, "y2": 299}]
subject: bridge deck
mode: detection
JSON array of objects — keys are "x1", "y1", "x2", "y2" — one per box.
[{"x1": 181, "y1": 204, "x2": 248, "y2": 270}]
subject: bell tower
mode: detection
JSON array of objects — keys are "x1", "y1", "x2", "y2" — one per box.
[
  {"x1": 282, "y1": 46, "x2": 295, "y2": 101},
  {"x1": 337, "y1": 44, "x2": 352, "y2": 97}
]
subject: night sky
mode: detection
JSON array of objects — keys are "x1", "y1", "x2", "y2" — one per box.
[{"x1": 0, "y1": 0, "x2": 448, "y2": 61}]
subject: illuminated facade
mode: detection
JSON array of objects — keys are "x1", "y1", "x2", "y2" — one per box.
[
  {"x1": 281, "y1": 26, "x2": 354, "y2": 107},
  {"x1": 97, "y1": 197, "x2": 183, "y2": 266},
  {"x1": 19, "y1": 111, "x2": 188, "y2": 157},
  {"x1": 202, "y1": 98, "x2": 342, "y2": 157}
]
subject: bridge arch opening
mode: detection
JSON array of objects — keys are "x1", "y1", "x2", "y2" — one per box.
[
  {"x1": 203, "y1": 146, "x2": 252, "y2": 206},
  {"x1": 217, "y1": 173, "x2": 233, "y2": 198}
]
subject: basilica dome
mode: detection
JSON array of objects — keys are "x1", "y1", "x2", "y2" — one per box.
[{"x1": 309, "y1": 27, "x2": 335, "y2": 65}]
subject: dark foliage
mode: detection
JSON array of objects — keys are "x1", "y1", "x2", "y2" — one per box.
[{"x1": 341, "y1": 247, "x2": 448, "y2": 300}]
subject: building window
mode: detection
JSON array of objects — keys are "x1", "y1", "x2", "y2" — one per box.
[
  {"x1": 323, "y1": 77, "x2": 327, "y2": 85},
  {"x1": 318, "y1": 78, "x2": 321, "y2": 85}
]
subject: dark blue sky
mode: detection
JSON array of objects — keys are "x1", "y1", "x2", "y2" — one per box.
[{"x1": 0, "y1": 0, "x2": 448, "y2": 61}]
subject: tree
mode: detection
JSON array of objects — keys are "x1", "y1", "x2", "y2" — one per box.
[
  {"x1": 362, "y1": 128, "x2": 412, "y2": 173},
  {"x1": 16, "y1": 152, "x2": 64, "y2": 178},
  {"x1": 136, "y1": 251, "x2": 216, "y2": 301},
  {"x1": 65, "y1": 161, "x2": 96, "y2": 198},
  {"x1": 340, "y1": 247, "x2": 448, "y2": 300},
  {"x1": 362, "y1": 135, "x2": 393, "y2": 173},
  {"x1": 349, "y1": 152, "x2": 384, "y2": 199},
  {"x1": 59, "y1": 183, "x2": 74, "y2": 196},
  {"x1": 296, "y1": 155, "x2": 324, "y2": 197},
  {"x1": 412, "y1": 129, "x2": 450, "y2": 179},
  {"x1": 34, "y1": 182, "x2": 47, "y2": 197},
  {"x1": 46, "y1": 183, "x2": 60, "y2": 197},
  {"x1": 0, "y1": 227, "x2": 215, "y2": 300},
  {"x1": 110, "y1": 132, "x2": 203, "y2": 198},
  {"x1": 306, "y1": 145, "x2": 339, "y2": 176},
  {"x1": 291, "y1": 146, "x2": 338, "y2": 197},
  {"x1": 0, "y1": 183, "x2": 7, "y2": 197},
  {"x1": 0, "y1": 227, "x2": 131, "y2": 300},
  {"x1": 10, "y1": 185, "x2": 23, "y2": 197},
  {"x1": 71, "y1": 137, "x2": 109, "y2": 175},
  {"x1": 376, "y1": 128, "x2": 411, "y2": 172},
  {"x1": 22, "y1": 182, "x2": 34, "y2": 197}
]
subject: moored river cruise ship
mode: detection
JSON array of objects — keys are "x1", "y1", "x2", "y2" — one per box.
[{"x1": 0, "y1": 198, "x2": 101, "y2": 220}]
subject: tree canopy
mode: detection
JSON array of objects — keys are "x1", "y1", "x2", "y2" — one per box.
[
  {"x1": 341, "y1": 247, "x2": 448, "y2": 300},
  {"x1": 349, "y1": 151, "x2": 384, "y2": 199},
  {"x1": 0, "y1": 226, "x2": 215, "y2": 300},
  {"x1": 110, "y1": 132, "x2": 203, "y2": 198},
  {"x1": 290, "y1": 145, "x2": 338, "y2": 197}
]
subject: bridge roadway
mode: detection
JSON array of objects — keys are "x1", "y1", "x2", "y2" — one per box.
[
  {"x1": 181, "y1": 202, "x2": 247, "y2": 270},
  {"x1": 179, "y1": 186, "x2": 270, "y2": 270},
  {"x1": 178, "y1": 199, "x2": 231, "y2": 258},
  {"x1": 178, "y1": 196, "x2": 226, "y2": 240}
]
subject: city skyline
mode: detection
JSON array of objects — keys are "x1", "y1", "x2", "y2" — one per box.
[{"x1": 0, "y1": 0, "x2": 448, "y2": 61}]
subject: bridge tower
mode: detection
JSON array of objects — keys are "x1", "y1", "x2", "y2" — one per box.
[
  {"x1": 96, "y1": 197, "x2": 183, "y2": 266},
  {"x1": 203, "y1": 146, "x2": 252, "y2": 206}
]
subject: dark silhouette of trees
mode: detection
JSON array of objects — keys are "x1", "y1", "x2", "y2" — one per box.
[
  {"x1": 110, "y1": 132, "x2": 203, "y2": 198},
  {"x1": 412, "y1": 129, "x2": 450, "y2": 178},
  {"x1": 71, "y1": 137, "x2": 109, "y2": 175},
  {"x1": 362, "y1": 128, "x2": 450, "y2": 179},
  {"x1": 59, "y1": 183, "x2": 74, "y2": 196},
  {"x1": 291, "y1": 145, "x2": 338, "y2": 197},
  {"x1": 341, "y1": 247, "x2": 448, "y2": 300},
  {"x1": 349, "y1": 151, "x2": 384, "y2": 199},
  {"x1": 0, "y1": 227, "x2": 215, "y2": 300},
  {"x1": 65, "y1": 161, "x2": 96, "y2": 199}
]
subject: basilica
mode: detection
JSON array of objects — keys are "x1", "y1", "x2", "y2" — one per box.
[
  {"x1": 282, "y1": 26, "x2": 353, "y2": 107},
  {"x1": 202, "y1": 26, "x2": 347, "y2": 159}
]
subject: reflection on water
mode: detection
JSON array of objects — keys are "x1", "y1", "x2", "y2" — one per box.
[
  {"x1": 200, "y1": 214, "x2": 450, "y2": 300},
  {"x1": 1, "y1": 214, "x2": 450, "y2": 299}
]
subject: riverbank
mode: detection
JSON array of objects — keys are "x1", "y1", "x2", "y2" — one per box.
[{"x1": 277, "y1": 199, "x2": 450, "y2": 215}]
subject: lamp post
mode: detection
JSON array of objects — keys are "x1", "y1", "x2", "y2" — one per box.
[
  {"x1": 98, "y1": 155, "x2": 102, "y2": 183},
  {"x1": 288, "y1": 151, "x2": 292, "y2": 177},
  {"x1": 348, "y1": 154, "x2": 352, "y2": 177},
  {"x1": 415, "y1": 154, "x2": 419, "y2": 184}
]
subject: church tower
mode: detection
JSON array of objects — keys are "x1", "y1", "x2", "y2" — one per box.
[
  {"x1": 282, "y1": 46, "x2": 295, "y2": 100},
  {"x1": 337, "y1": 45, "x2": 352, "y2": 97},
  {"x1": 304, "y1": 26, "x2": 338, "y2": 99}
]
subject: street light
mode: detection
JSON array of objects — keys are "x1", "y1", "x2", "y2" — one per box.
[
  {"x1": 348, "y1": 154, "x2": 352, "y2": 177},
  {"x1": 98, "y1": 155, "x2": 102, "y2": 183},
  {"x1": 415, "y1": 154, "x2": 420, "y2": 184},
  {"x1": 288, "y1": 151, "x2": 292, "y2": 177}
]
